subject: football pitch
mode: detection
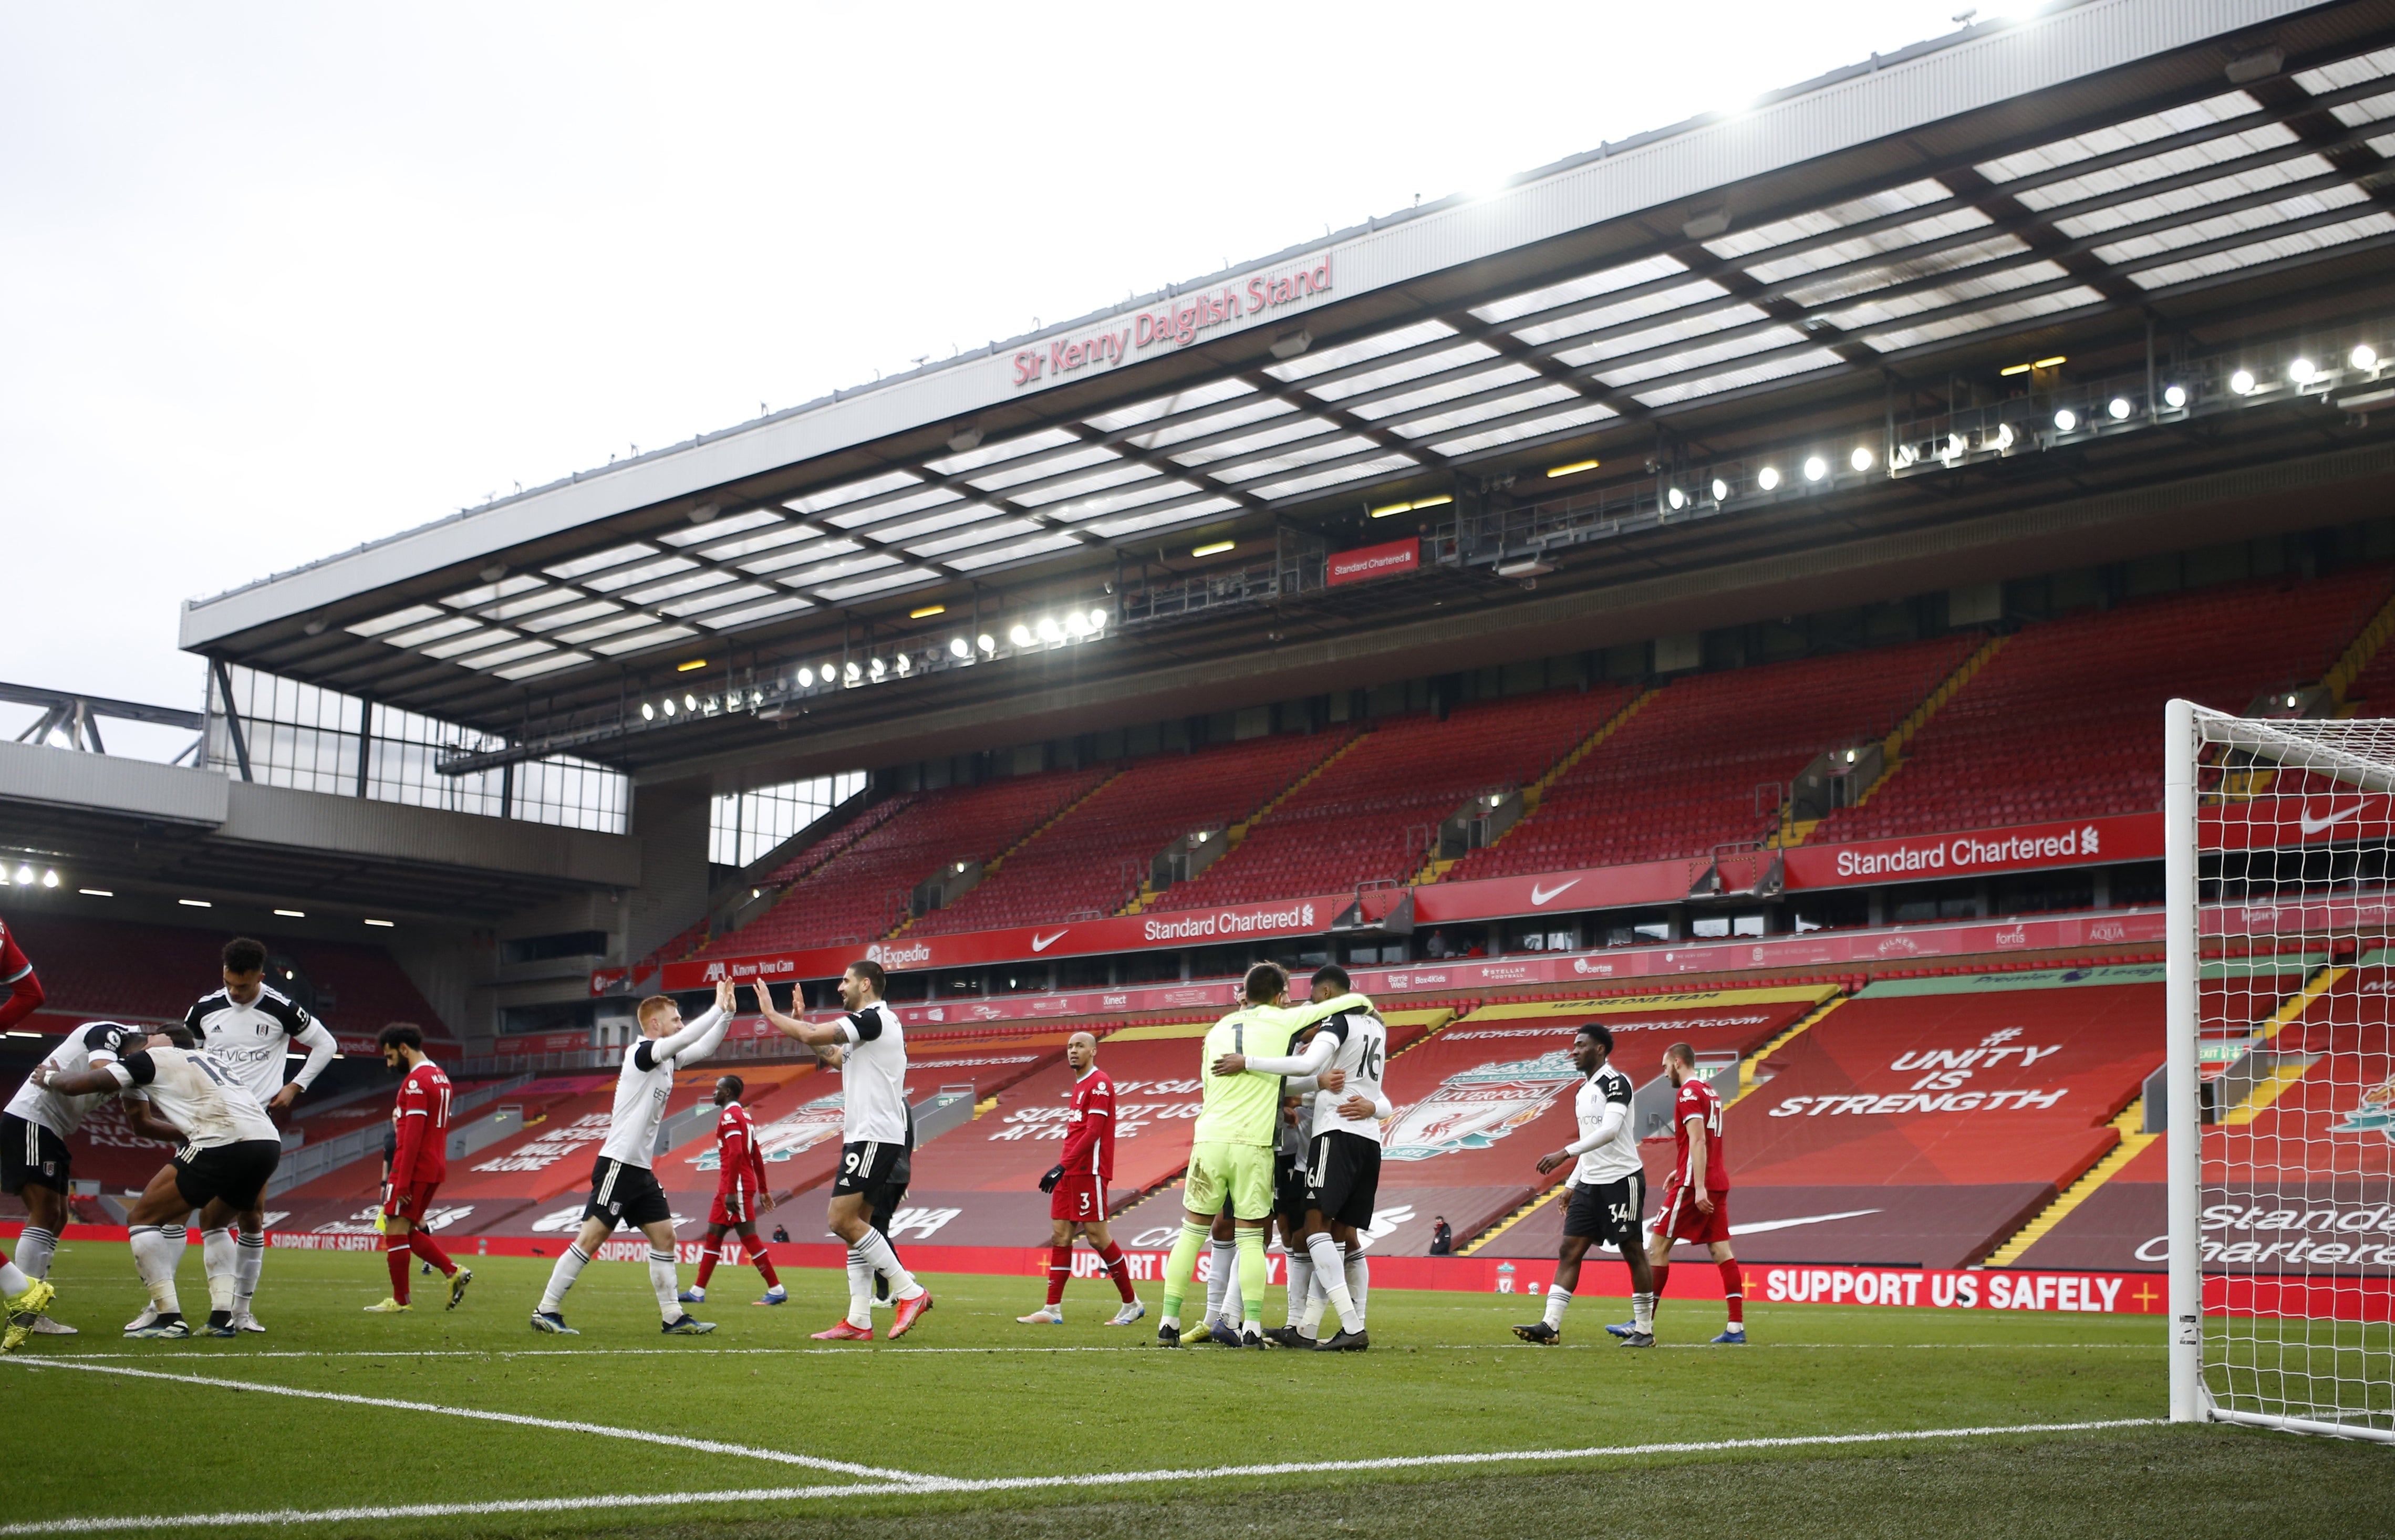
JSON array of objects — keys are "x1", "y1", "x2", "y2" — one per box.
[{"x1": 3, "y1": 1243, "x2": 2383, "y2": 1538}]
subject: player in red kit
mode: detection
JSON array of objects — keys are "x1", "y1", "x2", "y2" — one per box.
[
  {"x1": 365, "y1": 1024, "x2": 471, "y2": 1313},
  {"x1": 1612, "y1": 1039, "x2": 1744, "y2": 1344},
  {"x1": 0, "y1": 912, "x2": 44, "y2": 1034},
  {"x1": 1018, "y1": 1031, "x2": 1142, "y2": 1326},
  {"x1": 680, "y1": 1075, "x2": 786, "y2": 1306}
]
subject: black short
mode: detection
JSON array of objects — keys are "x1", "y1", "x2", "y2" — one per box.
[
  {"x1": 832, "y1": 1139, "x2": 904, "y2": 1197},
  {"x1": 1274, "y1": 1151, "x2": 1310, "y2": 1231},
  {"x1": 1, "y1": 1113, "x2": 70, "y2": 1196},
  {"x1": 172, "y1": 1139, "x2": 281, "y2": 1213},
  {"x1": 1305, "y1": 1130, "x2": 1382, "y2": 1231},
  {"x1": 584, "y1": 1156, "x2": 671, "y2": 1230},
  {"x1": 1562, "y1": 1172, "x2": 1646, "y2": 1249},
  {"x1": 866, "y1": 1181, "x2": 909, "y2": 1230}
]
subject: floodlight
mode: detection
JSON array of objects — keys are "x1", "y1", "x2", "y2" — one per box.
[
  {"x1": 1009, "y1": 624, "x2": 1032, "y2": 647},
  {"x1": 2230, "y1": 369, "x2": 2256, "y2": 395},
  {"x1": 40, "y1": 869, "x2": 57, "y2": 888},
  {"x1": 1995, "y1": 424, "x2": 2016, "y2": 450},
  {"x1": 869, "y1": 658, "x2": 886, "y2": 679},
  {"x1": 1036, "y1": 616, "x2": 1061, "y2": 642},
  {"x1": 1066, "y1": 612, "x2": 1089, "y2": 637},
  {"x1": 2289, "y1": 357, "x2": 2317, "y2": 384},
  {"x1": 641, "y1": 702, "x2": 655, "y2": 720},
  {"x1": 978, "y1": 633, "x2": 996, "y2": 653},
  {"x1": 1710, "y1": 478, "x2": 1729, "y2": 501},
  {"x1": 1757, "y1": 466, "x2": 1781, "y2": 491},
  {"x1": 13, "y1": 866, "x2": 31, "y2": 885},
  {"x1": 1088, "y1": 608, "x2": 1107, "y2": 629},
  {"x1": 2109, "y1": 397, "x2": 2131, "y2": 420},
  {"x1": 1850, "y1": 446, "x2": 1873, "y2": 472},
  {"x1": 799, "y1": 667, "x2": 815, "y2": 686},
  {"x1": 2053, "y1": 408, "x2": 2077, "y2": 432},
  {"x1": 2163, "y1": 384, "x2": 2187, "y2": 409},
  {"x1": 2354, "y1": 345, "x2": 2379, "y2": 371},
  {"x1": 683, "y1": 694, "x2": 697, "y2": 711},
  {"x1": 661, "y1": 698, "x2": 676, "y2": 717},
  {"x1": 1666, "y1": 486, "x2": 1686, "y2": 510},
  {"x1": 949, "y1": 638, "x2": 970, "y2": 659},
  {"x1": 1802, "y1": 456, "x2": 1827, "y2": 482}
]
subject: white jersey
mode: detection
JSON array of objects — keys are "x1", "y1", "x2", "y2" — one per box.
[
  {"x1": 836, "y1": 1001, "x2": 909, "y2": 1145},
  {"x1": 184, "y1": 985, "x2": 336, "y2": 1105},
  {"x1": 6, "y1": 1022, "x2": 143, "y2": 1137},
  {"x1": 105, "y1": 1046, "x2": 281, "y2": 1152},
  {"x1": 1308, "y1": 1007, "x2": 1388, "y2": 1146},
  {"x1": 1570, "y1": 1064, "x2": 1641, "y2": 1184},
  {"x1": 598, "y1": 1027, "x2": 702, "y2": 1168}
]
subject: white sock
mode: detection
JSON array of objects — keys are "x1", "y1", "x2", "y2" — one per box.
[
  {"x1": 1301, "y1": 1254, "x2": 1330, "y2": 1335},
  {"x1": 203, "y1": 1228, "x2": 239, "y2": 1314},
  {"x1": 854, "y1": 1227, "x2": 921, "y2": 1301},
  {"x1": 234, "y1": 1227, "x2": 265, "y2": 1312},
  {"x1": 1633, "y1": 1291, "x2": 1655, "y2": 1334},
  {"x1": 1304, "y1": 1231, "x2": 1362, "y2": 1335},
  {"x1": 846, "y1": 1243, "x2": 874, "y2": 1328},
  {"x1": 131, "y1": 1226, "x2": 183, "y2": 1317},
  {"x1": 1221, "y1": 1244, "x2": 1245, "y2": 1326},
  {"x1": 0, "y1": 1258, "x2": 27, "y2": 1295},
  {"x1": 538, "y1": 1244, "x2": 590, "y2": 1314},
  {"x1": 1346, "y1": 1249, "x2": 1369, "y2": 1323},
  {"x1": 1283, "y1": 1251, "x2": 1312, "y2": 1328},
  {"x1": 648, "y1": 1248, "x2": 680, "y2": 1322},
  {"x1": 1543, "y1": 1285, "x2": 1571, "y2": 1330},
  {"x1": 1204, "y1": 1240, "x2": 1233, "y2": 1323},
  {"x1": 16, "y1": 1226, "x2": 57, "y2": 1280}
]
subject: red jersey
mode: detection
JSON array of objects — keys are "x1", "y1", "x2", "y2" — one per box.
[
  {"x1": 389, "y1": 1060, "x2": 453, "y2": 1187},
  {"x1": 712, "y1": 1102, "x2": 768, "y2": 1198},
  {"x1": 1672, "y1": 1075, "x2": 1728, "y2": 1191},
  {"x1": 0, "y1": 913, "x2": 43, "y2": 1033},
  {"x1": 1057, "y1": 1066, "x2": 1116, "y2": 1183}
]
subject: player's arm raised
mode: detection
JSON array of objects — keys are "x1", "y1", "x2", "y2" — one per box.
[{"x1": 751, "y1": 982, "x2": 854, "y2": 1048}]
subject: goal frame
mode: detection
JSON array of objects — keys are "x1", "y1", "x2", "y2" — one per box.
[{"x1": 2164, "y1": 698, "x2": 2395, "y2": 1440}]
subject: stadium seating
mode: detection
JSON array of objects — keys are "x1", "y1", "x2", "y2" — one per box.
[
  {"x1": 687, "y1": 766, "x2": 1111, "y2": 956},
  {"x1": 1383, "y1": 988, "x2": 1830, "y2": 1255},
  {"x1": 4, "y1": 911, "x2": 454, "y2": 1043},
  {"x1": 1450, "y1": 637, "x2": 1975, "y2": 879},
  {"x1": 1816, "y1": 570, "x2": 2394, "y2": 843},
  {"x1": 1152, "y1": 687, "x2": 1634, "y2": 910},
  {"x1": 910, "y1": 730, "x2": 1355, "y2": 933}
]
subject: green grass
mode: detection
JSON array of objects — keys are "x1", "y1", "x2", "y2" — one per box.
[{"x1": 2, "y1": 1241, "x2": 2380, "y2": 1538}]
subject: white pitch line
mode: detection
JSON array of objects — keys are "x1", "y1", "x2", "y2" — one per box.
[
  {"x1": 29, "y1": 1339, "x2": 2159, "y2": 1361},
  {"x1": 0, "y1": 1359, "x2": 926, "y2": 1484},
  {"x1": 0, "y1": 1418, "x2": 2167, "y2": 1535}
]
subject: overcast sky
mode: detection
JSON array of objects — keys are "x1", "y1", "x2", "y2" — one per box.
[{"x1": 2, "y1": 0, "x2": 1994, "y2": 759}]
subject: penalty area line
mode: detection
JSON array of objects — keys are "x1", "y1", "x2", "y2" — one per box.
[
  {"x1": 0, "y1": 1417, "x2": 2165, "y2": 1535},
  {"x1": 0, "y1": 1358, "x2": 927, "y2": 1485}
]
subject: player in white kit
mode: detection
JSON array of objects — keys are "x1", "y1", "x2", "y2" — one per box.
[
  {"x1": 34, "y1": 1025, "x2": 284, "y2": 1339},
  {"x1": 757, "y1": 960, "x2": 932, "y2": 1341},
  {"x1": 1212, "y1": 964, "x2": 1391, "y2": 1351},
  {"x1": 531, "y1": 979, "x2": 734, "y2": 1336},
  {"x1": 135, "y1": 938, "x2": 337, "y2": 1335},
  {"x1": 2, "y1": 1022, "x2": 146, "y2": 1341}
]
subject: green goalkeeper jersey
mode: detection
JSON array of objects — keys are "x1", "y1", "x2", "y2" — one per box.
[{"x1": 1190, "y1": 992, "x2": 1370, "y2": 1148}]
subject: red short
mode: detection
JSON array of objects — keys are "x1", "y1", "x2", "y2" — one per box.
[
  {"x1": 383, "y1": 1180, "x2": 440, "y2": 1221},
  {"x1": 1654, "y1": 1182, "x2": 1730, "y2": 1246},
  {"x1": 1049, "y1": 1173, "x2": 1104, "y2": 1223},
  {"x1": 708, "y1": 1188, "x2": 759, "y2": 1227}
]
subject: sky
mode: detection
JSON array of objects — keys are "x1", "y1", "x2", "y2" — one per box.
[{"x1": 0, "y1": 0, "x2": 2001, "y2": 759}]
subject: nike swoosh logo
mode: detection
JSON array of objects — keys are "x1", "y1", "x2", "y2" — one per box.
[
  {"x1": 1030, "y1": 930, "x2": 1069, "y2": 953},
  {"x1": 2300, "y1": 803, "x2": 2363, "y2": 835},
  {"x1": 1726, "y1": 1208, "x2": 1883, "y2": 1237},
  {"x1": 1530, "y1": 879, "x2": 1581, "y2": 906}
]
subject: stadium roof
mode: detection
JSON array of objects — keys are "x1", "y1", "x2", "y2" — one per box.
[{"x1": 182, "y1": 0, "x2": 2395, "y2": 785}]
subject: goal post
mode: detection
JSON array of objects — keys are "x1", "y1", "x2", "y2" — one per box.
[{"x1": 2167, "y1": 699, "x2": 2395, "y2": 1441}]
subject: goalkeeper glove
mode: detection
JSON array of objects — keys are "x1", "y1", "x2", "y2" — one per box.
[{"x1": 1038, "y1": 1164, "x2": 1065, "y2": 1194}]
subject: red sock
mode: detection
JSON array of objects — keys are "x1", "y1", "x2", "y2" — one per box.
[
  {"x1": 410, "y1": 1227, "x2": 455, "y2": 1277},
  {"x1": 693, "y1": 1241, "x2": 720, "y2": 1291},
  {"x1": 1098, "y1": 1242, "x2": 1135, "y2": 1303},
  {"x1": 1650, "y1": 1262, "x2": 1670, "y2": 1296},
  {"x1": 750, "y1": 1237, "x2": 781, "y2": 1289},
  {"x1": 383, "y1": 1236, "x2": 410, "y2": 1305},
  {"x1": 1720, "y1": 1260, "x2": 1744, "y2": 1326},
  {"x1": 1046, "y1": 1245, "x2": 1073, "y2": 1307}
]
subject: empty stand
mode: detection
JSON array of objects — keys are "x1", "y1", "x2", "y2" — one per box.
[
  {"x1": 4, "y1": 911, "x2": 453, "y2": 1043},
  {"x1": 1818, "y1": 570, "x2": 2394, "y2": 843},
  {"x1": 911, "y1": 731, "x2": 1353, "y2": 934},
  {"x1": 1454, "y1": 637, "x2": 1973, "y2": 880},
  {"x1": 1153, "y1": 688, "x2": 1632, "y2": 911},
  {"x1": 690, "y1": 767, "x2": 1109, "y2": 957}
]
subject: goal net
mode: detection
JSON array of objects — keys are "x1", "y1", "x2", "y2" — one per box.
[{"x1": 2168, "y1": 701, "x2": 2394, "y2": 1440}]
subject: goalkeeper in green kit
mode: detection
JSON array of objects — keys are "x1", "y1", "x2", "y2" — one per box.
[{"x1": 1155, "y1": 962, "x2": 1372, "y2": 1347}]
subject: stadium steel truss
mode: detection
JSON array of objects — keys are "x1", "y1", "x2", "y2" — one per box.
[{"x1": 181, "y1": 1, "x2": 2395, "y2": 782}]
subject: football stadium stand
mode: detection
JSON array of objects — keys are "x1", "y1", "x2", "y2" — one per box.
[
  {"x1": 1152, "y1": 687, "x2": 1635, "y2": 911},
  {"x1": 1450, "y1": 636, "x2": 1977, "y2": 879},
  {"x1": 911, "y1": 730, "x2": 1356, "y2": 933},
  {"x1": 1816, "y1": 570, "x2": 2395, "y2": 844},
  {"x1": 5, "y1": 911, "x2": 453, "y2": 1046},
  {"x1": 688, "y1": 767, "x2": 1109, "y2": 958}
]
